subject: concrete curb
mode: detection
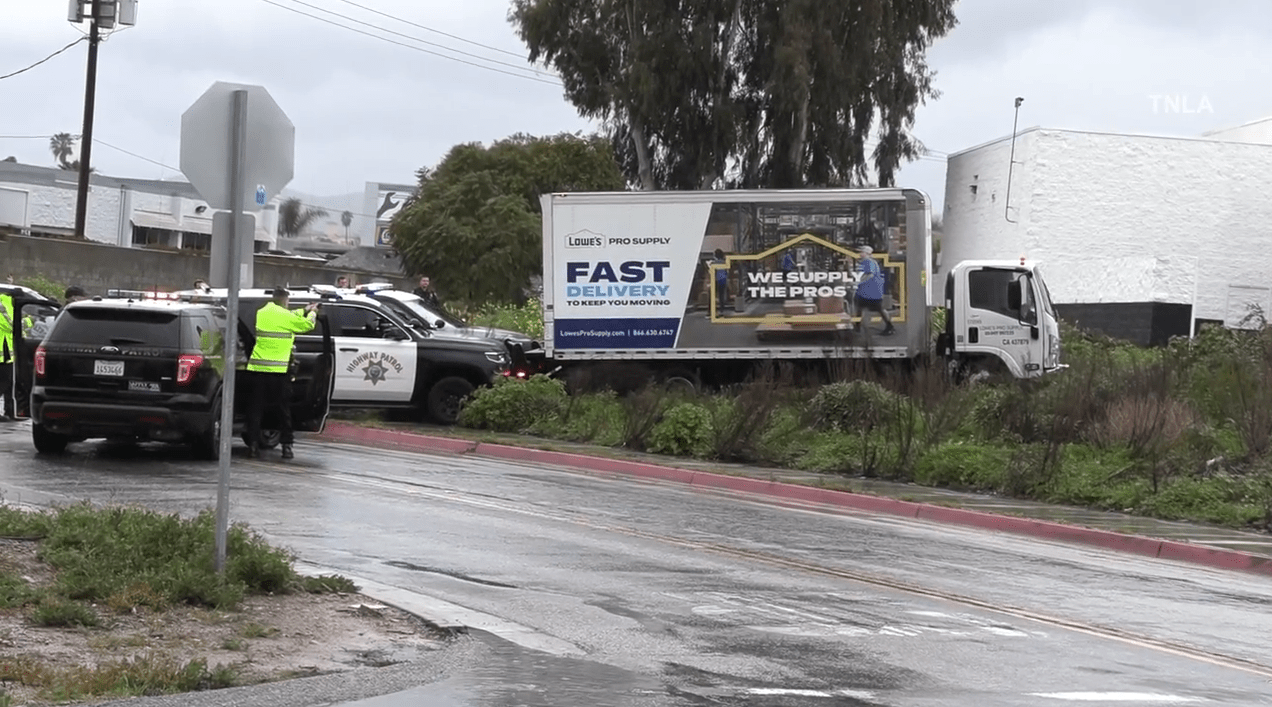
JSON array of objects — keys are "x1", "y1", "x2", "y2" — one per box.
[{"x1": 317, "y1": 422, "x2": 1272, "y2": 578}]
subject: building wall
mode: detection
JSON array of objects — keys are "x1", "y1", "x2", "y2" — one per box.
[
  {"x1": 14, "y1": 181, "x2": 123, "y2": 244},
  {"x1": 0, "y1": 234, "x2": 412, "y2": 296},
  {"x1": 944, "y1": 128, "x2": 1272, "y2": 330},
  {"x1": 941, "y1": 129, "x2": 1041, "y2": 277}
]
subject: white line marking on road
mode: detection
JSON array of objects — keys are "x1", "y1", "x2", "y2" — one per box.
[
  {"x1": 744, "y1": 688, "x2": 878, "y2": 699},
  {"x1": 1029, "y1": 693, "x2": 1204, "y2": 703}
]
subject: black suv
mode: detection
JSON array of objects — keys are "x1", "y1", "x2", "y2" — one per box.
[{"x1": 30, "y1": 298, "x2": 335, "y2": 458}]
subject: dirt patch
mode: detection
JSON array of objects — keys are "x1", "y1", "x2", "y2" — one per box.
[{"x1": 0, "y1": 538, "x2": 448, "y2": 704}]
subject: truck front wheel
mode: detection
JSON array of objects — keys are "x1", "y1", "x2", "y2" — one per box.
[{"x1": 427, "y1": 376, "x2": 475, "y2": 425}]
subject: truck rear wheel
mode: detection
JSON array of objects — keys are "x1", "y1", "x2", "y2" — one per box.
[
  {"x1": 660, "y1": 368, "x2": 701, "y2": 395},
  {"x1": 427, "y1": 376, "x2": 475, "y2": 425},
  {"x1": 32, "y1": 423, "x2": 69, "y2": 455}
]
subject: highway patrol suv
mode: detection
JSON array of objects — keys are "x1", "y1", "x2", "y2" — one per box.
[{"x1": 173, "y1": 286, "x2": 510, "y2": 424}]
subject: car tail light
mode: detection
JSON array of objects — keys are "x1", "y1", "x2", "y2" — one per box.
[
  {"x1": 177, "y1": 354, "x2": 204, "y2": 385},
  {"x1": 35, "y1": 346, "x2": 46, "y2": 378}
]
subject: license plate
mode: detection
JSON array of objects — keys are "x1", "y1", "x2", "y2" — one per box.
[
  {"x1": 94, "y1": 360, "x2": 125, "y2": 376},
  {"x1": 128, "y1": 380, "x2": 160, "y2": 392}
]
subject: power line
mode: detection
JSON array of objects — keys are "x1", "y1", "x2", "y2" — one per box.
[
  {"x1": 0, "y1": 36, "x2": 87, "y2": 81},
  {"x1": 331, "y1": 0, "x2": 527, "y2": 59},
  {"x1": 259, "y1": 0, "x2": 561, "y2": 86},
  {"x1": 95, "y1": 138, "x2": 180, "y2": 172},
  {"x1": 281, "y1": 0, "x2": 554, "y2": 78}
]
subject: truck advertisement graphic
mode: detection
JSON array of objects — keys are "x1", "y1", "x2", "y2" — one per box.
[{"x1": 546, "y1": 194, "x2": 915, "y2": 353}]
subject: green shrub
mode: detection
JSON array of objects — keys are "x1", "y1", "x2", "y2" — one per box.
[
  {"x1": 794, "y1": 433, "x2": 867, "y2": 474},
  {"x1": 807, "y1": 380, "x2": 904, "y2": 431},
  {"x1": 458, "y1": 375, "x2": 567, "y2": 432},
  {"x1": 647, "y1": 402, "x2": 713, "y2": 457},
  {"x1": 15, "y1": 273, "x2": 68, "y2": 301},
  {"x1": 30, "y1": 596, "x2": 98, "y2": 628},
  {"x1": 526, "y1": 390, "x2": 625, "y2": 446},
  {"x1": 469, "y1": 299, "x2": 544, "y2": 342},
  {"x1": 0, "y1": 574, "x2": 36, "y2": 609},
  {"x1": 913, "y1": 443, "x2": 1012, "y2": 490},
  {"x1": 755, "y1": 406, "x2": 816, "y2": 466}
]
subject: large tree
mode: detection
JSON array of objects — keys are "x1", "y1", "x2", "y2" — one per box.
[
  {"x1": 510, "y1": 0, "x2": 956, "y2": 190},
  {"x1": 391, "y1": 133, "x2": 625, "y2": 305}
]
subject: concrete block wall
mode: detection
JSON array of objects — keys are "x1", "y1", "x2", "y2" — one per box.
[{"x1": 0, "y1": 234, "x2": 411, "y2": 298}]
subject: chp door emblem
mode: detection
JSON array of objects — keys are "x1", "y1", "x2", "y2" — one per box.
[
  {"x1": 363, "y1": 359, "x2": 387, "y2": 385},
  {"x1": 347, "y1": 351, "x2": 405, "y2": 386}
]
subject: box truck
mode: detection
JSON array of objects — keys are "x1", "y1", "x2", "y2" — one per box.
[{"x1": 525, "y1": 188, "x2": 1062, "y2": 389}]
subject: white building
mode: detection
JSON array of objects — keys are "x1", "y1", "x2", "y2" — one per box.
[
  {"x1": 0, "y1": 161, "x2": 278, "y2": 251},
  {"x1": 942, "y1": 125, "x2": 1272, "y2": 344}
]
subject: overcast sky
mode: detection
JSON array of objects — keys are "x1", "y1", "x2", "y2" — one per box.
[{"x1": 3, "y1": 0, "x2": 1269, "y2": 215}]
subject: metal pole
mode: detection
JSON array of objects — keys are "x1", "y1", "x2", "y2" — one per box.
[
  {"x1": 215, "y1": 90, "x2": 249, "y2": 574},
  {"x1": 1004, "y1": 97, "x2": 1024, "y2": 224},
  {"x1": 73, "y1": 0, "x2": 103, "y2": 239}
]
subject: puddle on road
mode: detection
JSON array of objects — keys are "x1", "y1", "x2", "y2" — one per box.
[{"x1": 337, "y1": 632, "x2": 669, "y2": 706}]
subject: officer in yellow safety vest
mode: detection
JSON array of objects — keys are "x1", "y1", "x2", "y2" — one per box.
[
  {"x1": 0, "y1": 291, "x2": 15, "y2": 421},
  {"x1": 245, "y1": 286, "x2": 318, "y2": 459}
]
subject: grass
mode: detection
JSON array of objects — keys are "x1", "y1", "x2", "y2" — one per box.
[
  {"x1": 239, "y1": 621, "x2": 278, "y2": 638},
  {"x1": 0, "y1": 654, "x2": 237, "y2": 702},
  {"x1": 0, "y1": 502, "x2": 359, "y2": 701}
]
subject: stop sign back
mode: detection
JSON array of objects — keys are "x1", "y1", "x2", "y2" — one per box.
[{"x1": 180, "y1": 82, "x2": 294, "y2": 212}]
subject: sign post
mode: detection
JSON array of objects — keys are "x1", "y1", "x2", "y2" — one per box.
[{"x1": 180, "y1": 82, "x2": 295, "y2": 574}]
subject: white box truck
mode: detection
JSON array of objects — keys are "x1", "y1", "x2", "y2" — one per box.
[{"x1": 528, "y1": 189, "x2": 1062, "y2": 388}]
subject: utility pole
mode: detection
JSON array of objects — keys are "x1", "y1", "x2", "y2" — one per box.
[
  {"x1": 69, "y1": 0, "x2": 138, "y2": 239},
  {"x1": 73, "y1": 0, "x2": 102, "y2": 240}
]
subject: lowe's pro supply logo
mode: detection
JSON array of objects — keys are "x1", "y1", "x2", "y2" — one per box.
[
  {"x1": 345, "y1": 351, "x2": 404, "y2": 385},
  {"x1": 564, "y1": 229, "x2": 673, "y2": 248},
  {"x1": 565, "y1": 260, "x2": 672, "y2": 306}
]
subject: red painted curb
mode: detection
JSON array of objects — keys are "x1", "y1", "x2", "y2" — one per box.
[
  {"x1": 317, "y1": 424, "x2": 1272, "y2": 577},
  {"x1": 322, "y1": 423, "x2": 476, "y2": 454}
]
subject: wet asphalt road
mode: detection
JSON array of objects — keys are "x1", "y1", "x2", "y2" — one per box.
[{"x1": 1, "y1": 423, "x2": 1272, "y2": 706}]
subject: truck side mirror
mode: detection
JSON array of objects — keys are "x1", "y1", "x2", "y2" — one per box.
[
  {"x1": 434, "y1": 319, "x2": 446, "y2": 329},
  {"x1": 1007, "y1": 280, "x2": 1023, "y2": 311}
]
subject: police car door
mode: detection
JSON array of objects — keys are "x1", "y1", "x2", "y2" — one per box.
[{"x1": 326, "y1": 303, "x2": 417, "y2": 403}]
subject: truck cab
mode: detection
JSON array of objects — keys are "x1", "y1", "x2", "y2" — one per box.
[{"x1": 938, "y1": 260, "x2": 1062, "y2": 378}]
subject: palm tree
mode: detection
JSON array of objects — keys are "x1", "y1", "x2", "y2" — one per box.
[
  {"x1": 49, "y1": 133, "x2": 76, "y2": 170},
  {"x1": 276, "y1": 197, "x2": 329, "y2": 239},
  {"x1": 340, "y1": 210, "x2": 353, "y2": 243}
]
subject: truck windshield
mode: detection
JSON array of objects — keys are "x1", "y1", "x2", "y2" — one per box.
[{"x1": 1031, "y1": 266, "x2": 1057, "y2": 317}]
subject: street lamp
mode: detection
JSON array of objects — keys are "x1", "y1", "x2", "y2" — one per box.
[{"x1": 67, "y1": 0, "x2": 138, "y2": 239}]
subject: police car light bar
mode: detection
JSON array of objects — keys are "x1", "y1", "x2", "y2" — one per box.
[{"x1": 354, "y1": 282, "x2": 394, "y2": 294}]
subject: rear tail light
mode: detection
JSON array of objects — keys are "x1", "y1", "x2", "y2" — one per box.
[
  {"x1": 177, "y1": 354, "x2": 204, "y2": 385},
  {"x1": 34, "y1": 346, "x2": 46, "y2": 378}
]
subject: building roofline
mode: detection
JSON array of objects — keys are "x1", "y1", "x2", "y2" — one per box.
[
  {"x1": 949, "y1": 124, "x2": 1272, "y2": 158},
  {"x1": 1201, "y1": 114, "x2": 1272, "y2": 138},
  {"x1": 0, "y1": 161, "x2": 201, "y2": 197}
]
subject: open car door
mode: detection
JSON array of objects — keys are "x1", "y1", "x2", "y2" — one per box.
[{"x1": 3, "y1": 286, "x2": 61, "y2": 420}]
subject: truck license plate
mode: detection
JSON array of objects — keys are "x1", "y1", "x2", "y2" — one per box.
[
  {"x1": 128, "y1": 380, "x2": 160, "y2": 392},
  {"x1": 94, "y1": 360, "x2": 125, "y2": 377}
]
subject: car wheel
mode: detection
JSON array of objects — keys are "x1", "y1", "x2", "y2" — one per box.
[
  {"x1": 426, "y1": 376, "x2": 475, "y2": 425},
  {"x1": 32, "y1": 423, "x2": 69, "y2": 455},
  {"x1": 193, "y1": 400, "x2": 222, "y2": 461},
  {"x1": 240, "y1": 429, "x2": 281, "y2": 450}
]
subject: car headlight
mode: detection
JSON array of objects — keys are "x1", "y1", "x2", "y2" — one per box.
[{"x1": 485, "y1": 351, "x2": 508, "y2": 365}]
